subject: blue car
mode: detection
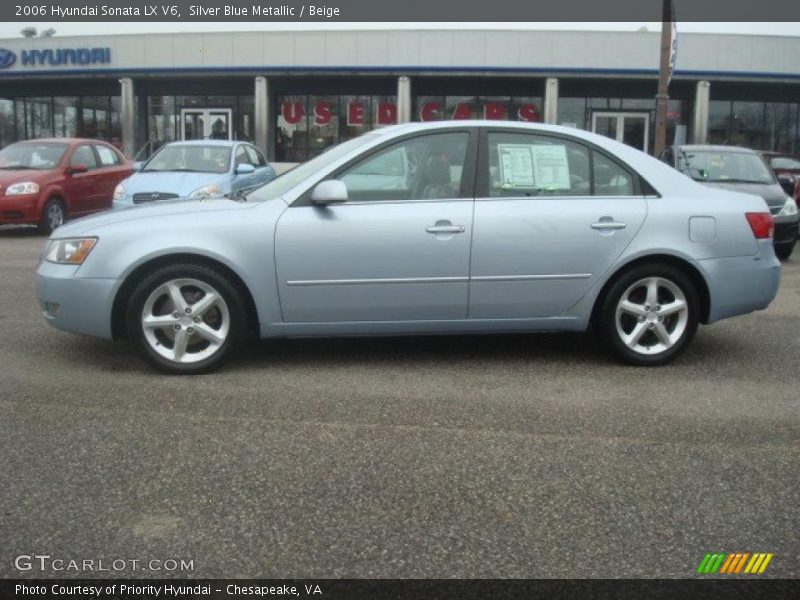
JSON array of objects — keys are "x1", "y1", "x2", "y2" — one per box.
[{"x1": 112, "y1": 140, "x2": 275, "y2": 208}]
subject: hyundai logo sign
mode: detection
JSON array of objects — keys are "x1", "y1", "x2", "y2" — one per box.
[{"x1": 0, "y1": 49, "x2": 16, "y2": 69}]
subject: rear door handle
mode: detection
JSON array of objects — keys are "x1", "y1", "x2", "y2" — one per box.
[
  {"x1": 426, "y1": 225, "x2": 465, "y2": 234},
  {"x1": 591, "y1": 221, "x2": 627, "y2": 230}
]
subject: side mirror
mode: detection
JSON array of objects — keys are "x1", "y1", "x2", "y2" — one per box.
[
  {"x1": 235, "y1": 163, "x2": 256, "y2": 175},
  {"x1": 310, "y1": 180, "x2": 348, "y2": 205},
  {"x1": 132, "y1": 161, "x2": 143, "y2": 172},
  {"x1": 67, "y1": 164, "x2": 88, "y2": 175}
]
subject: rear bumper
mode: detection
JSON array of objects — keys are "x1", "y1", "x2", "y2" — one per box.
[
  {"x1": 702, "y1": 240, "x2": 781, "y2": 323},
  {"x1": 36, "y1": 260, "x2": 117, "y2": 339}
]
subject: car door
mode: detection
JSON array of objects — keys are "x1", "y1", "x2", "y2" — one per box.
[
  {"x1": 63, "y1": 144, "x2": 101, "y2": 215},
  {"x1": 92, "y1": 144, "x2": 127, "y2": 209},
  {"x1": 468, "y1": 129, "x2": 647, "y2": 319},
  {"x1": 274, "y1": 129, "x2": 477, "y2": 322}
]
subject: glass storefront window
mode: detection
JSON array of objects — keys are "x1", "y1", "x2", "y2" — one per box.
[
  {"x1": 27, "y1": 98, "x2": 53, "y2": 138},
  {"x1": 53, "y1": 97, "x2": 78, "y2": 139},
  {"x1": 557, "y1": 98, "x2": 587, "y2": 129},
  {"x1": 308, "y1": 95, "x2": 339, "y2": 158},
  {"x1": 277, "y1": 95, "x2": 308, "y2": 162},
  {"x1": 276, "y1": 94, "x2": 398, "y2": 161},
  {"x1": 81, "y1": 96, "x2": 110, "y2": 140},
  {"x1": 147, "y1": 96, "x2": 177, "y2": 149},
  {"x1": 0, "y1": 99, "x2": 15, "y2": 148}
]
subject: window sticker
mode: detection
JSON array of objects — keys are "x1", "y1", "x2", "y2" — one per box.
[
  {"x1": 497, "y1": 144, "x2": 535, "y2": 189},
  {"x1": 531, "y1": 144, "x2": 571, "y2": 190},
  {"x1": 496, "y1": 143, "x2": 572, "y2": 191}
]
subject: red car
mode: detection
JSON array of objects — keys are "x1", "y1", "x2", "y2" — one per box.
[
  {"x1": 761, "y1": 151, "x2": 800, "y2": 203},
  {"x1": 0, "y1": 138, "x2": 132, "y2": 234}
]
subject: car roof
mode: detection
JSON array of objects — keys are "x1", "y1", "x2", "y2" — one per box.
[
  {"x1": 164, "y1": 140, "x2": 242, "y2": 148},
  {"x1": 675, "y1": 144, "x2": 757, "y2": 154},
  {"x1": 12, "y1": 138, "x2": 113, "y2": 145}
]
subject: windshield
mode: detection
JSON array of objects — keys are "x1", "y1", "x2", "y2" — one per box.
[
  {"x1": 143, "y1": 145, "x2": 231, "y2": 174},
  {"x1": 0, "y1": 142, "x2": 68, "y2": 170},
  {"x1": 248, "y1": 134, "x2": 380, "y2": 201},
  {"x1": 678, "y1": 149, "x2": 775, "y2": 184},
  {"x1": 770, "y1": 156, "x2": 800, "y2": 170}
]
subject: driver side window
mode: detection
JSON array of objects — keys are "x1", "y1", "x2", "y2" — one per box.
[{"x1": 337, "y1": 132, "x2": 469, "y2": 202}]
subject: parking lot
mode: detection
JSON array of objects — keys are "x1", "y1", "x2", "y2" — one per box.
[{"x1": 0, "y1": 223, "x2": 798, "y2": 578}]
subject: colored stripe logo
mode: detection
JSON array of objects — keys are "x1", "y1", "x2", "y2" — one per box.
[{"x1": 696, "y1": 552, "x2": 773, "y2": 574}]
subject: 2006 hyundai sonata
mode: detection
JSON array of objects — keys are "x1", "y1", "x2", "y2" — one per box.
[{"x1": 37, "y1": 121, "x2": 781, "y2": 374}]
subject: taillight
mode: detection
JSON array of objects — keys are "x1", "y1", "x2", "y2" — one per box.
[{"x1": 745, "y1": 212, "x2": 774, "y2": 239}]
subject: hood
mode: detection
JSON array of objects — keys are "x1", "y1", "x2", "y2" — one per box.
[
  {"x1": 54, "y1": 197, "x2": 257, "y2": 236},
  {"x1": 701, "y1": 181, "x2": 787, "y2": 209},
  {"x1": 121, "y1": 171, "x2": 230, "y2": 197}
]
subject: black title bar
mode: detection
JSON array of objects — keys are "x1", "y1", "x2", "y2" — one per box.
[
  {"x1": 4, "y1": 0, "x2": 800, "y2": 22},
  {"x1": 3, "y1": 579, "x2": 800, "y2": 600}
]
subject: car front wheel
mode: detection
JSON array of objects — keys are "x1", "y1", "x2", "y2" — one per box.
[
  {"x1": 39, "y1": 198, "x2": 65, "y2": 235},
  {"x1": 126, "y1": 263, "x2": 246, "y2": 374},
  {"x1": 598, "y1": 264, "x2": 700, "y2": 366}
]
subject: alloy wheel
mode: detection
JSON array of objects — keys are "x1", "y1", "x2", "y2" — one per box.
[
  {"x1": 614, "y1": 276, "x2": 689, "y2": 355},
  {"x1": 140, "y1": 278, "x2": 230, "y2": 364}
]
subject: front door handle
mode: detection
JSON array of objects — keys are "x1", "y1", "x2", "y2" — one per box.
[
  {"x1": 591, "y1": 221, "x2": 627, "y2": 230},
  {"x1": 426, "y1": 225, "x2": 465, "y2": 234}
]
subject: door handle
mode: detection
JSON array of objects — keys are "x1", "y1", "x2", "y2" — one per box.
[
  {"x1": 426, "y1": 225, "x2": 465, "y2": 234},
  {"x1": 591, "y1": 221, "x2": 627, "y2": 230}
]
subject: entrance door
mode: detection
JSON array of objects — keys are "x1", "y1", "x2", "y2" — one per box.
[
  {"x1": 592, "y1": 112, "x2": 650, "y2": 152},
  {"x1": 180, "y1": 108, "x2": 232, "y2": 141}
]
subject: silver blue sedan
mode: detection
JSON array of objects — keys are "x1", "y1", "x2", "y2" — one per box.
[
  {"x1": 37, "y1": 121, "x2": 780, "y2": 373},
  {"x1": 111, "y1": 140, "x2": 275, "y2": 208}
]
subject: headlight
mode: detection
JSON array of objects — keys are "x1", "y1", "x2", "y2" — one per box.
[
  {"x1": 5, "y1": 181, "x2": 40, "y2": 195},
  {"x1": 45, "y1": 238, "x2": 98, "y2": 265},
  {"x1": 778, "y1": 196, "x2": 798, "y2": 217},
  {"x1": 189, "y1": 184, "x2": 221, "y2": 198},
  {"x1": 113, "y1": 183, "x2": 126, "y2": 200}
]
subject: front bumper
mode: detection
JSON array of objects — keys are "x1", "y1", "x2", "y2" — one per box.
[
  {"x1": 36, "y1": 260, "x2": 118, "y2": 339},
  {"x1": 774, "y1": 216, "x2": 799, "y2": 247},
  {"x1": 701, "y1": 239, "x2": 781, "y2": 323},
  {"x1": 0, "y1": 193, "x2": 41, "y2": 224}
]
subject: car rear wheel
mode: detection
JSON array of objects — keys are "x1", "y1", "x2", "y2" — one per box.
[
  {"x1": 598, "y1": 264, "x2": 699, "y2": 366},
  {"x1": 126, "y1": 264, "x2": 245, "y2": 374},
  {"x1": 39, "y1": 198, "x2": 65, "y2": 235}
]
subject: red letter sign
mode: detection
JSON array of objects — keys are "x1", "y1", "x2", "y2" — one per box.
[{"x1": 281, "y1": 102, "x2": 304, "y2": 125}]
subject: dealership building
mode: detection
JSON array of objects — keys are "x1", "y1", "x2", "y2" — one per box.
[{"x1": 1, "y1": 28, "x2": 800, "y2": 161}]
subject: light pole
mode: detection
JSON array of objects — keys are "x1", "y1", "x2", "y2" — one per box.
[{"x1": 654, "y1": 0, "x2": 674, "y2": 157}]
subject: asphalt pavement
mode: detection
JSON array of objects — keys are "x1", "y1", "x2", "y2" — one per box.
[{"x1": 1, "y1": 224, "x2": 798, "y2": 578}]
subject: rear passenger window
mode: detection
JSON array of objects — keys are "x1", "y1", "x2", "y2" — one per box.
[
  {"x1": 70, "y1": 145, "x2": 97, "y2": 169},
  {"x1": 485, "y1": 132, "x2": 638, "y2": 198},
  {"x1": 94, "y1": 145, "x2": 120, "y2": 167},
  {"x1": 593, "y1": 152, "x2": 634, "y2": 196},
  {"x1": 486, "y1": 132, "x2": 591, "y2": 197}
]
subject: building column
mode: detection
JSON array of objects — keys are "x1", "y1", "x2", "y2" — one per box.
[
  {"x1": 692, "y1": 80, "x2": 711, "y2": 144},
  {"x1": 543, "y1": 77, "x2": 559, "y2": 125},
  {"x1": 397, "y1": 76, "x2": 412, "y2": 124},
  {"x1": 119, "y1": 77, "x2": 135, "y2": 158},
  {"x1": 254, "y1": 76, "x2": 270, "y2": 157}
]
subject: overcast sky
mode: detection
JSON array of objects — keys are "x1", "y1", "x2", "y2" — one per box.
[{"x1": 1, "y1": 22, "x2": 799, "y2": 40}]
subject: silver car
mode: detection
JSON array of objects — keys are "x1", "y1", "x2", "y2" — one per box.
[{"x1": 36, "y1": 122, "x2": 781, "y2": 374}]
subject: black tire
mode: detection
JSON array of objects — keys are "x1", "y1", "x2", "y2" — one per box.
[
  {"x1": 775, "y1": 240, "x2": 795, "y2": 261},
  {"x1": 596, "y1": 263, "x2": 700, "y2": 366},
  {"x1": 39, "y1": 197, "x2": 65, "y2": 235},
  {"x1": 126, "y1": 263, "x2": 246, "y2": 374}
]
